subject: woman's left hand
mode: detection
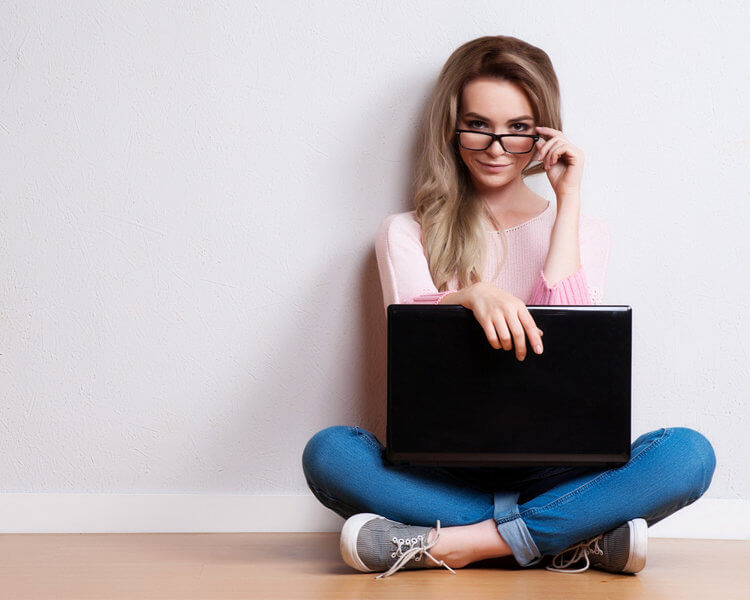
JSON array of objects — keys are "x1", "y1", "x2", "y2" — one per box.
[{"x1": 534, "y1": 126, "x2": 584, "y2": 198}]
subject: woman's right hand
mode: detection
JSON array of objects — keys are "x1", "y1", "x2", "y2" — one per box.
[{"x1": 454, "y1": 282, "x2": 544, "y2": 361}]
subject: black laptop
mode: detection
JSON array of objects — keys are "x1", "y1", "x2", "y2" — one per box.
[{"x1": 385, "y1": 304, "x2": 632, "y2": 468}]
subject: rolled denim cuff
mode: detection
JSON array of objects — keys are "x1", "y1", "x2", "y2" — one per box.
[{"x1": 493, "y1": 490, "x2": 544, "y2": 567}]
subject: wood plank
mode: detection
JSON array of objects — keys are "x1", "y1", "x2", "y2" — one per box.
[{"x1": 0, "y1": 533, "x2": 747, "y2": 599}]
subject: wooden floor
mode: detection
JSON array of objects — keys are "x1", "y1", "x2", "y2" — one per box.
[{"x1": 0, "y1": 533, "x2": 747, "y2": 599}]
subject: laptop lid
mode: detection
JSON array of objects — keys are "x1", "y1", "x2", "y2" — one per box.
[{"x1": 386, "y1": 304, "x2": 632, "y2": 468}]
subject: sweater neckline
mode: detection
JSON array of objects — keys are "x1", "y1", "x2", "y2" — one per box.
[{"x1": 486, "y1": 200, "x2": 553, "y2": 233}]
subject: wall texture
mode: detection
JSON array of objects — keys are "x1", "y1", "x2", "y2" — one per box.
[{"x1": 1, "y1": 1, "x2": 748, "y2": 526}]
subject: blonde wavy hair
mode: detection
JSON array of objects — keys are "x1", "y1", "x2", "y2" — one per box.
[{"x1": 412, "y1": 35, "x2": 563, "y2": 292}]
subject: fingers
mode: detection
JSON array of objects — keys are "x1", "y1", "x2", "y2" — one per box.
[
  {"x1": 488, "y1": 309, "x2": 544, "y2": 361},
  {"x1": 536, "y1": 125, "x2": 562, "y2": 136},
  {"x1": 542, "y1": 138, "x2": 566, "y2": 171},
  {"x1": 505, "y1": 313, "x2": 528, "y2": 361},
  {"x1": 535, "y1": 125, "x2": 565, "y2": 154},
  {"x1": 479, "y1": 310, "x2": 513, "y2": 351},
  {"x1": 536, "y1": 135, "x2": 552, "y2": 165},
  {"x1": 480, "y1": 319, "x2": 500, "y2": 350},
  {"x1": 480, "y1": 313, "x2": 506, "y2": 351},
  {"x1": 546, "y1": 141, "x2": 563, "y2": 171},
  {"x1": 472, "y1": 290, "x2": 544, "y2": 360},
  {"x1": 519, "y1": 309, "x2": 544, "y2": 355},
  {"x1": 494, "y1": 314, "x2": 513, "y2": 352}
]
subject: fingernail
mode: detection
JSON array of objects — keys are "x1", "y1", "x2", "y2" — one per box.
[{"x1": 535, "y1": 345, "x2": 543, "y2": 354}]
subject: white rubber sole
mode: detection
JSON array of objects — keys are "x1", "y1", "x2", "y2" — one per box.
[
  {"x1": 340, "y1": 512, "x2": 384, "y2": 572},
  {"x1": 623, "y1": 518, "x2": 648, "y2": 573}
]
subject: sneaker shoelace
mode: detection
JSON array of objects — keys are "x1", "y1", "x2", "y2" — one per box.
[
  {"x1": 545, "y1": 533, "x2": 605, "y2": 573},
  {"x1": 375, "y1": 519, "x2": 458, "y2": 579}
]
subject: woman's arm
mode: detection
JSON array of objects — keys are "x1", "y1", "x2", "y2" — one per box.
[
  {"x1": 528, "y1": 203, "x2": 612, "y2": 306},
  {"x1": 374, "y1": 212, "x2": 544, "y2": 359},
  {"x1": 529, "y1": 192, "x2": 592, "y2": 305},
  {"x1": 543, "y1": 192, "x2": 582, "y2": 287},
  {"x1": 374, "y1": 213, "x2": 458, "y2": 314},
  {"x1": 530, "y1": 126, "x2": 591, "y2": 305}
]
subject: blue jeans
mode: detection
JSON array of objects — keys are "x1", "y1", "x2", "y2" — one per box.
[{"x1": 301, "y1": 425, "x2": 716, "y2": 567}]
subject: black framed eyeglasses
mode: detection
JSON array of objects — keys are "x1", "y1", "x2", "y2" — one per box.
[{"x1": 455, "y1": 129, "x2": 540, "y2": 154}]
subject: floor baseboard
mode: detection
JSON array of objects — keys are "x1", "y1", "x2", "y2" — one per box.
[{"x1": 0, "y1": 494, "x2": 746, "y2": 538}]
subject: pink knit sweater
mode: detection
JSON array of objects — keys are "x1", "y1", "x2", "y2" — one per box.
[{"x1": 375, "y1": 201, "x2": 611, "y2": 314}]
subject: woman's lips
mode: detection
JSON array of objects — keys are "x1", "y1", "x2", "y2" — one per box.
[{"x1": 480, "y1": 161, "x2": 511, "y2": 172}]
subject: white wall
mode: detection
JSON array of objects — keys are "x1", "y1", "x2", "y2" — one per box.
[{"x1": 1, "y1": 1, "x2": 748, "y2": 533}]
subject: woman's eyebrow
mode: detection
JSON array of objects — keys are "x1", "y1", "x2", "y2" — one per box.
[{"x1": 463, "y1": 112, "x2": 535, "y2": 123}]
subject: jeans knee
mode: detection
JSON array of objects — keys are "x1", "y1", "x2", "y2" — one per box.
[
  {"x1": 666, "y1": 426, "x2": 717, "y2": 498},
  {"x1": 301, "y1": 425, "x2": 354, "y2": 487}
]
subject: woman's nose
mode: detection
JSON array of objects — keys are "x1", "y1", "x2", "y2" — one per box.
[{"x1": 487, "y1": 139, "x2": 508, "y2": 156}]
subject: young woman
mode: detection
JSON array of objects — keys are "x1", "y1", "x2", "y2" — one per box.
[{"x1": 301, "y1": 35, "x2": 716, "y2": 579}]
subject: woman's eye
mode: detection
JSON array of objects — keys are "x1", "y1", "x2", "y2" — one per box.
[{"x1": 467, "y1": 120, "x2": 530, "y2": 132}]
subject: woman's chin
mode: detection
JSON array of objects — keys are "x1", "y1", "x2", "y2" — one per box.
[{"x1": 475, "y1": 170, "x2": 512, "y2": 183}]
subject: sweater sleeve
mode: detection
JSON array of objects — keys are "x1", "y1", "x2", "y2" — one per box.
[
  {"x1": 527, "y1": 215, "x2": 612, "y2": 306},
  {"x1": 528, "y1": 263, "x2": 592, "y2": 305},
  {"x1": 375, "y1": 213, "x2": 459, "y2": 315}
]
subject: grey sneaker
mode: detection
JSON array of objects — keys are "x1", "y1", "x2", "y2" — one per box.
[
  {"x1": 545, "y1": 518, "x2": 648, "y2": 574},
  {"x1": 340, "y1": 512, "x2": 457, "y2": 579}
]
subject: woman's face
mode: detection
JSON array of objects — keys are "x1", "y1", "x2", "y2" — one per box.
[{"x1": 455, "y1": 77, "x2": 538, "y2": 192}]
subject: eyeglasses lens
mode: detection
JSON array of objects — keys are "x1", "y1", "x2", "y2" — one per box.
[{"x1": 459, "y1": 132, "x2": 534, "y2": 153}]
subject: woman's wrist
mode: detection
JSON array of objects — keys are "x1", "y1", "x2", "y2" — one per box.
[
  {"x1": 555, "y1": 191, "x2": 581, "y2": 215},
  {"x1": 438, "y1": 287, "x2": 470, "y2": 306},
  {"x1": 438, "y1": 290, "x2": 461, "y2": 305}
]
